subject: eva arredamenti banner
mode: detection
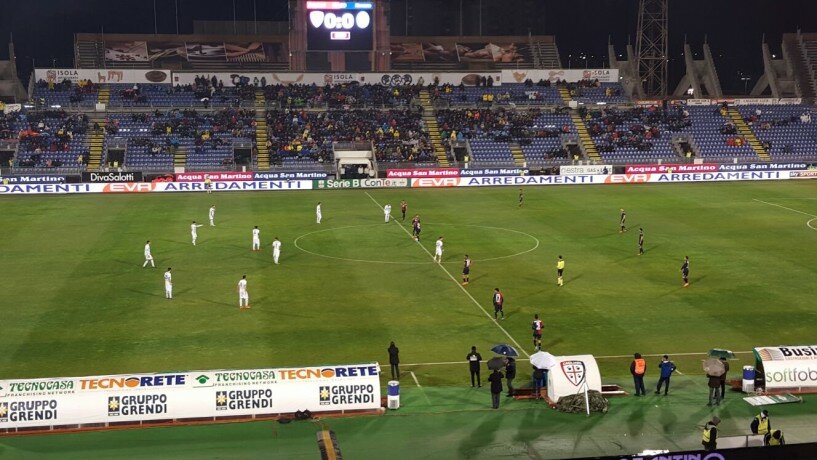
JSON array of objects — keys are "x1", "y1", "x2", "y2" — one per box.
[{"x1": 0, "y1": 364, "x2": 380, "y2": 429}]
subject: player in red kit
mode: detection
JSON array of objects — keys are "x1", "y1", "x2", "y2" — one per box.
[{"x1": 400, "y1": 200, "x2": 408, "y2": 221}]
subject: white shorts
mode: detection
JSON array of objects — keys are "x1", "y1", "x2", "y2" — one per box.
[
  {"x1": 273, "y1": 250, "x2": 280, "y2": 257},
  {"x1": 435, "y1": 249, "x2": 443, "y2": 256},
  {"x1": 145, "y1": 255, "x2": 153, "y2": 260},
  {"x1": 253, "y1": 238, "x2": 260, "y2": 244},
  {"x1": 239, "y1": 292, "x2": 249, "y2": 300}
]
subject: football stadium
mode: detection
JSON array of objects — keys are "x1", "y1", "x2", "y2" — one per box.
[{"x1": 1, "y1": 1, "x2": 816, "y2": 459}]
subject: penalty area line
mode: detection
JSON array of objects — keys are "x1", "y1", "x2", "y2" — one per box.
[{"x1": 364, "y1": 191, "x2": 530, "y2": 358}]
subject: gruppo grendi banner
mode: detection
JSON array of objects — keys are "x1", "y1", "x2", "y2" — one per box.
[{"x1": 0, "y1": 364, "x2": 381, "y2": 429}]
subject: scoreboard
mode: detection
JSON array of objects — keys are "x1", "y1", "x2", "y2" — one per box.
[{"x1": 306, "y1": 1, "x2": 374, "y2": 51}]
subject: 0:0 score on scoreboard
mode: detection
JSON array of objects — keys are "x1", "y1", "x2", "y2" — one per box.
[{"x1": 306, "y1": 1, "x2": 374, "y2": 51}]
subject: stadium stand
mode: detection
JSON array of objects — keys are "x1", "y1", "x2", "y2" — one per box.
[
  {"x1": 104, "y1": 108, "x2": 257, "y2": 170},
  {"x1": 736, "y1": 104, "x2": 817, "y2": 162},
  {"x1": 265, "y1": 108, "x2": 431, "y2": 167},
  {"x1": 15, "y1": 110, "x2": 89, "y2": 168},
  {"x1": 32, "y1": 79, "x2": 99, "y2": 110}
]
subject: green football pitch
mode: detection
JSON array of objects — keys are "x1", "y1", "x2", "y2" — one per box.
[{"x1": 1, "y1": 180, "x2": 816, "y2": 459}]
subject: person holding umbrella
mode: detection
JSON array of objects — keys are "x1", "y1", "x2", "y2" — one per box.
[
  {"x1": 704, "y1": 357, "x2": 725, "y2": 406},
  {"x1": 529, "y1": 350, "x2": 556, "y2": 400},
  {"x1": 488, "y1": 368, "x2": 504, "y2": 409},
  {"x1": 467, "y1": 346, "x2": 482, "y2": 387},
  {"x1": 505, "y1": 358, "x2": 517, "y2": 397},
  {"x1": 719, "y1": 357, "x2": 730, "y2": 399},
  {"x1": 707, "y1": 373, "x2": 722, "y2": 406}
]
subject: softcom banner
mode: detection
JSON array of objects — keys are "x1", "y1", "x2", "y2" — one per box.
[{"x1": 0, "y1": 363, "x2": 380, "y2": 429}]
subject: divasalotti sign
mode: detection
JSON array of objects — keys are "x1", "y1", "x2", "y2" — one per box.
[
  {"x1": 0, "y1": 363, "x2": 380, "y2": 429},
  {"x1": 82, "y1": 171, "x2": 144, "y2": 183}
]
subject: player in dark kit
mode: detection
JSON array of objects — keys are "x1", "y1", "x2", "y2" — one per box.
[
  {"x1": 518, "y1": 189, "x2": 524, "y2": 208},
  {"x1": 532, "y1": 314, "x2": 544, "y2": 350},
  {"x1": 462, "y1": 255, "x2": 471, "y2": 285},
  {"x1": 492, "y1": 288, "x2": 505, "y2": 320},
  {"x1": 400, "y1": 200, "x2": 408, "y2": 221},
  {"x1": 681, "y1": 256, "x2": 690, "y2": 287},
  {"x1": 619, "y1": 208, "x2": 627, "y2": 233},
  {"x1": 412, "y1": 216, "x2": 421, "y2": 241},
  {"x1": 638, "y1": 228, "x2": 645, "y2": 255}
]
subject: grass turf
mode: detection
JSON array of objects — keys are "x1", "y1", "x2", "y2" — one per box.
[{"x1": 1, "y1": 180, "x2": 816, "y2": 457}]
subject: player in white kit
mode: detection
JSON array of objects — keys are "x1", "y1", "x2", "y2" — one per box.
[
  {"x1": 238, "y1": 275, "x2": 249, "y2": 309},
  {"x1": 316, "y1": 202, "x2": 322, "y2": 224},
  {"x1": 164, "y1": 268, "x2": 173, "y2": 299},
  {"x1": 209, "y1": 205, "x2": 216, "y2": 226},
  {"x1": 191, "y1": 221, "x2": 203, "y2": 245},
  {"x1": 384, "y1": 204, "x2": 392, "y2": 223},
  {"x1": 143, "y1": 240, "x2": 155, "y2": 267},
  {"x1": 252, "y1": 226, "x2": 261, "y2": 251},
  {"x1": 434, "y1": 237, "x2": 444, "y2": 263},
  {"x1": 272, "y1": 237, "x2": 282, "y2": 264}
]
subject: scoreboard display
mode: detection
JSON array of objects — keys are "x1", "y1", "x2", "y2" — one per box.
[{"x1": 306, "y1": 1, "x2": 374, "y2": 51}]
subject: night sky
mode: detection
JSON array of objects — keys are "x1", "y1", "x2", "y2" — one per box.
[{"x1": 1, "y1": 0, "x2": 815, "y2": 94}]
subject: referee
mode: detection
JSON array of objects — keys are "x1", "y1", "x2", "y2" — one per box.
[{"x1": 556, "y1": 255, "x2": 565, "y2": 287}]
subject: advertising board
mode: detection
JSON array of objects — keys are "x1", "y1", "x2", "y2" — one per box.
[
  {"x1": 314, "y1": 178, "x2": 409, "y2": 189},
  {"x1": 559, "y1": 165, "x2": 612, "y2": 176},
  {"x1": 0, "y1": 364, "x2": 380, "y2": 429},
  {"x1": 755, "y1": 345, "x2": 817, "y2": 390}
]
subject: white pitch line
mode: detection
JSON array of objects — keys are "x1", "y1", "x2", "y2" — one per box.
[
  {"x1": 409, "y1": 371, "x2": 431, "y2": 404},
  {"x1": 399, "y1": 351, "x2": 754, "y2": 367},
  {"x1": 409, "y1": 371, "x2": 422, "y2": 387},
  {"x1": 753, "y1": 199, "x2": 817, "y2": 218},
  {"x1": 364, "y1": 191, "x2": 530, "y2": 358}
]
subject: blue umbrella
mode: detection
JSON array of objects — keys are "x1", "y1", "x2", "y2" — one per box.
[{"x1": 491, "y1": 344, "x2": 519, "y2": 357}]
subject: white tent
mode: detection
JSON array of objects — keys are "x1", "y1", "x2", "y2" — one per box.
[{"x1": 547, "y1": 354, "x2": 602, "y2": 402}]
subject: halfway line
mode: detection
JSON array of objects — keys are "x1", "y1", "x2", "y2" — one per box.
[{"x1": 364, "y1": 191, "x2": 530, "y2": 358}]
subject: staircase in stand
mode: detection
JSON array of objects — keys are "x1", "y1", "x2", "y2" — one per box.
[
  {"x1": 419, "y1": 90, "x2": 450, "y2": 167},
  {"x1": 509, "y1": 142, "x2": 526, "y2": 167},
  {"x1": 254, "y1": 89, "x2": 270, "y2": 170},
  {"x1": 727, "y1": 108, "x2": 770, "y2": 161},
  {"x1": 85, "y1": 113, "x2": 106, "y2": 170},
  {"x1": 174, "y1": 146, "x2": 187, "y2": 169},
  {"x1": 558, "y1": 87, "x2": 601, "y2": 162}
]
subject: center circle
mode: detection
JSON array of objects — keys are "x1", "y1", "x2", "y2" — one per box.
[{"x1": 293, "y1": 223, "x2": 540, "y2": 264}]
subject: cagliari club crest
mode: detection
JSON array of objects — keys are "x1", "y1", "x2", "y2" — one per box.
[{"x1": 560, "y1": 361, "x2": 586, "y2": 386}]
